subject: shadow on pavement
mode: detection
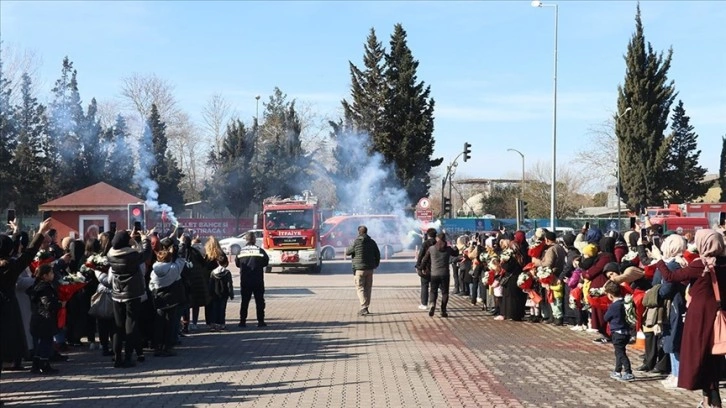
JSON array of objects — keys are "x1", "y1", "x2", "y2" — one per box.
[{"x1": 0, "y1": 320, "x2": 383, "y2": 407}]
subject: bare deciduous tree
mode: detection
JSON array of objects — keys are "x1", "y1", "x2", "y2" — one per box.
[
  {"x1": 167, "y1": 111, "x2": 204, "y2": 201},
  {"x1": 578, "y1": 117, "x2": 618, "y2": 191},
  {"x1": 96, "y1": 99, "x2": 123, "y2": 129},
  {"x1": 0, "y1": 43, "x2": 44, "y2": 105},
  {"x1": 525, "y1": 160, "x2": 594, "y2": 218},
  {"x1": 119, "y1": 73, "x2": 180, "y2": 125},
  {"x1": 201, "y1": 93, "x2": 233, "y2": 153}
]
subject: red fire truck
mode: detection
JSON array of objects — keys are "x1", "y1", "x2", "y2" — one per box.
[{"x1": 262, "y1": 193, "x2": 322, "y2": 273}]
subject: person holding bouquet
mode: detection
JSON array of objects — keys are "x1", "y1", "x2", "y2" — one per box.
[{"x1": 150, "y1": 238, "x2": 186, "y2": 357}]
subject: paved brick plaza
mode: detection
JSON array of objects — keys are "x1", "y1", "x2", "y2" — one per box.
[{"x1": 1, "y1": 259, "x2": 702, "y2": 407}]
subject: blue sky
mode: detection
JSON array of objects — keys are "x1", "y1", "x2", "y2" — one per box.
[{"x1": 2, "y1": 1, "x2": 725, "y2": 190}]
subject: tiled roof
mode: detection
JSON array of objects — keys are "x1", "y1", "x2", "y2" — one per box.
[{"x1": 40, "y1": 182, "x2": 143, "y2": 210}]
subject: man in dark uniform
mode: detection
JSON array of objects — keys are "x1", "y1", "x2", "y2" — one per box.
[
  {"x1": 415, "y1": 228, "x2": 437, "y2": 310},
  {"x1": 235, "y1": 231, "x2": 269, "y2": 328}
]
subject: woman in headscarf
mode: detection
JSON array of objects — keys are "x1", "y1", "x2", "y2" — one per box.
[
  {"x1": 651, "y1": 234, "x2": 688, "y2": 389},
  {"x1": 659, "y1": 229, "x2": 726, "y2": 408},
  {"x1": 579, "y1": 236, "x2": 615, "y2": 343},
  {"x1": 560, "y1": 232, "x2": 581, "y2": 326},
  {"x1": 496, "y1": 241, "x2": 527, "y2": 321}
]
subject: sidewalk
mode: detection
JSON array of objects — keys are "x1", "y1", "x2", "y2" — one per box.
[{"x1": 0, "y1": 267, "x2": 702, "y2": 407}]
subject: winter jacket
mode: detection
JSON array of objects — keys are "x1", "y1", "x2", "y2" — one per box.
[
  {"x1": 28, "y1": 280, "x2": 61, "y2": 338},
  {"x1": 415, "y1": 237, "x2": 437, "y2": 274},
  {"x1": 346, "y1": 234, "x2": 381, "y2": 271},
  {"x1": 180, "y1": 245, "x2": 212, "y2": 308},
  {"x1": 235, "y1": 245, "x2": 269, "y2": 287},
  {"x1": 107, "y1": 238, "x2": 151, "y2": 302},
  {"x1": 150, "y1": 258, "x2": 184, "y2": 291},
  {"x1": 209, "y1": 266, "x2": 234, "y2": 300},
  {"x1": 422, "y1": 241, "x2": 459, "y2": 278}
]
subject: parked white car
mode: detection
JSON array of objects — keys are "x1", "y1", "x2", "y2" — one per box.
[{"x1": 219, "y1": 229, "x2": 264, "y2": 255}]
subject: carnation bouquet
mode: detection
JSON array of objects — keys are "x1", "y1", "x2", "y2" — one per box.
[
  {"x1": 588, "y1": 287, "x2": 605, "y2": 298},
  {"x1": 500, "y1": 248, "x2": 515, "y2": 262},
  {"x1": 535, "y1": 266, "x2": 555, "y2": 285},
  {"x1": 57, "y1": 277, "x2": 87, "y2": 329},
  {"x1": 30, "y1": 249, "x2": 54, "y2": 273},
  {"x1": 82, "y1": 254, "x2": 109, "y2": 274},
  {"x1": 517, "y1": 272, "x2": 534, "y2": 290}
]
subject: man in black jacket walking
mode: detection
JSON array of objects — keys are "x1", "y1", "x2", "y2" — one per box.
[
  {"x1": 236, "y1": 232, "x2": 269, "y2": 328},
  {"x1": 346, "y1": 226, "x2": 380, "y2": 316},
  {"x1": 415, "y1": 228, "x2": 437, "y2": 310}
]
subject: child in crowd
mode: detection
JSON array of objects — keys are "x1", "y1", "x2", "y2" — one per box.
[
  {"x1": 28, "y1": 263, "x2": 63, "y2": 375},
  {"x1": 208, "y1": 260, "x2": 234, "y2": 331},
  {"x1": 603, "y1": 281, "x2": 634, "y2": 382}
]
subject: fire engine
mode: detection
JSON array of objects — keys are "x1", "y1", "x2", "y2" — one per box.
[{"x1": 262, "y1": 192, "x2": 322, "y2": 273}]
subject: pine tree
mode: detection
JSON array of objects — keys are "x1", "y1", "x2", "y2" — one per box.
[
  {"x1": 381, "y1": 24, "x2": 442, "y2": 205},
  {"x1": 342, "y1": 28, "x2": 387, "y2": 146},
  {"x1": 720, "y1": 136, "x2": 726, "y2": 202},
  {"x1": 13, "y1": 73, "x2": 47, "y2": 216},
  {"x1": 77, "y1": 98, "x2": 105, "y2": 186},
  {"x1": 148, "y1": 104, "x2": 185, "y2": 212},
  {"x1": 615, "y1": 4, "x2": 676, "y2": 210},
  {"x1": 205, "y1": 119, "x2": 256, "y2": 229},
  {"x1": 48, "y1": 57, "x2": 85, "y2": 196},
  {"x1": 0, "y1": 57, "x2": 18, "y2": 209},
  {"x1": 253, "y1": 88, "x2": 312, "y2": 200},
  {"x1": 103, "y1": 115, "x2": 136, "y2": 193},
  {"x1": 662, "y1": 100, "x2": 708, "y2": 202}
]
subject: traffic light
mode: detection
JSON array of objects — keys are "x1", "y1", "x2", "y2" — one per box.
[
  {"x1": 521, "y1": 200, "x2": 529, "y2": 219},
  {"x1": 128, "y1": 203, "x2": 146, "y2": 230},
  {"x1": 463, "y1": 142, "x2": 472, "y2": 162},
  {"x1": 443, "y1": 197, "x2": 452, "y2": 217}
]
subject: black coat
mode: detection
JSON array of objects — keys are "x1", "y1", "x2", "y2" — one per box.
[
  {"x1": 0, "y1": 232, "x2": 44, "y2": 361},
  {"x1": 235, "y1": 245, "x2": 269, "y2": 287},
  {"x1": 181, "y1": 246, "x2": 211, "y2": 308},
  {"x1": 107, "y1": 239, "x2": 151, "y2": 301},
  {"x1": 28, "y1": 280, "x2": 61, "y2": 338}
]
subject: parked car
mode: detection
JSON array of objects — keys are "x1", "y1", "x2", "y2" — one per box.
[{"x1": 219, "y1": 229, "x2": 263, "y2": 255}]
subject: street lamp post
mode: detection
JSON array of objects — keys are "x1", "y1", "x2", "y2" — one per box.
[
  {"x1": 615, "y1": 107, "x2": 632, "y2": 231},
  {"x1": 507, "y1": 148, "x2": 525, "y2": 230},
  {"x1": 255, "y1": 95, "x2": 261, "y2": 123},
  {"x1": 532, "y1": 0, "x2": 558, "y2": 230}
]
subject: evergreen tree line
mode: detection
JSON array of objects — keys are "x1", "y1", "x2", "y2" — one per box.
[
  {"x1": 616, "y1": 4, "x2": 714, "y2": 210},
  {"x1": 0, "y1": 55, "x2": 184, "y2": 220},
  {"x1": 205, "y1": 24, "x2": 440, "y2": 220}
]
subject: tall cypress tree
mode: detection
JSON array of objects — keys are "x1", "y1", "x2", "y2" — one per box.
[
  {"x1": 48, "y1": 57, "x2": 85, "y2": 196},
  {"x1": 342, "y1": 28, "x2": 387, "y2": 145},
  {"x1": 13, "y1": 73, "x2": 47, "y2": 216},
  {"x1": 0, "y1": 58, "x2": 18, "y2": 210},
  {"x1": 662, "y1": 100, "x2": 707, "y2": 202},
  {"x1": 148, "y1": 104, "x2": 185, "y2": 212},
  {"x1": 615, "y1": 4, "x2": 676, "y2": 210},
  {"x1": 381, "y1": 24, "x2": 442, "y2": 205},
  {"x1": 720, "y1": 136, "x2": 726, "y2": 202},
  {"x1": 78, "y1": 98, "x2": 105, "y2": 186}
]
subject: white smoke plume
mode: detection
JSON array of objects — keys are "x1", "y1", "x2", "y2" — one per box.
[
  {"x1": 133, "y1": 122, "x2": 178, "y2": 227},
  {"x1": 328, "y1": 131, "x2": 440, "y2": 247}
]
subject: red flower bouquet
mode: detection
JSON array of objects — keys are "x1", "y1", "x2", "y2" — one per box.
[
  {"x1": 57, "y1": 277, "x2": 87, "y2": 328},
  {"x1": 30, "y1": 250, "x2": 54, "y2": 274},
  {"x1": 517, "y1": 272, "x2": 534, "y2": 290}
]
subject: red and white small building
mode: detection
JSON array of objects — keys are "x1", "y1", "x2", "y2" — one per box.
[{"x1": 38, "y1": 182, "x2": 144, "y2": 240}]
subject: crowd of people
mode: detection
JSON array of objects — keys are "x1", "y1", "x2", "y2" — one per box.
[
  {"x1": 0, "y1": 218, "x2": 270, "y2": 395},
  {"x1": 416, "y1": 221, "x2": 726, "y2": 408}
]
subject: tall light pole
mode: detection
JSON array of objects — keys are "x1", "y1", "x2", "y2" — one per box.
[
  {"x1": 615, "y1": 107, "x2": 632, "y2": 231},
  {"x1": 507, "y1": 148, "x2": 525, "y2": 230},
  {"x1": 255, "y1": 95, "x2": 261, "y2": 123},
  {"x1": 507, "y1": 148, "x2": 525, "y2": 197},
  {"x1": 532, "y1": 0, "x2": 558, "y2": 230}
]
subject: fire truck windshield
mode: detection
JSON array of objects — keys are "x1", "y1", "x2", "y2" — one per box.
[{"x1": 264, "y1": 209, "x2": 314, "y2": 230}]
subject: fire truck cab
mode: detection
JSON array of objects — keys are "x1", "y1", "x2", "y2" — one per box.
[{"x1": 262, "y1": 193, "x2": 322, "y2": 273}]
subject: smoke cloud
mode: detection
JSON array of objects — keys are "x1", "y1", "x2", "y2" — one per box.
[
  {"x1": 133, "y1": 122, "x2": 178, "y2": 226},
  {"x1": 327, "y1": 131, "x2": 439, "y2": 246}
]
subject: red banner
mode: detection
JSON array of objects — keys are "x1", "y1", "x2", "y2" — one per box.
[{"x1": 152, "y1": 218, "x2": 253, "y2": 237}]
